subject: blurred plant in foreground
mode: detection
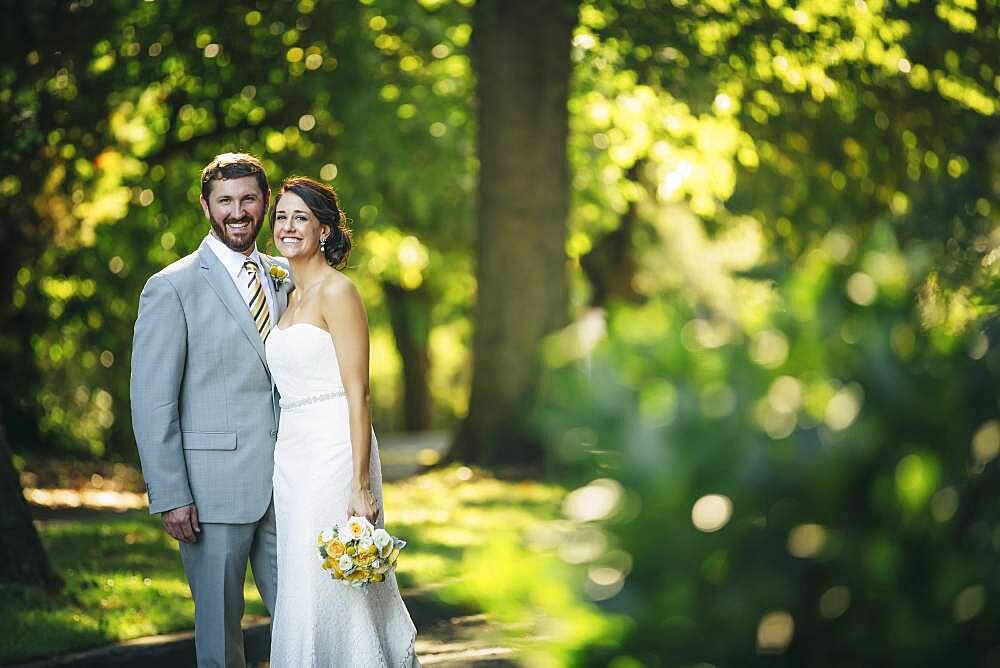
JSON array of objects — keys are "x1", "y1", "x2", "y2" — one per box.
[{"x1": 460, "y1": 208, "x2": 999, "y2": 664}]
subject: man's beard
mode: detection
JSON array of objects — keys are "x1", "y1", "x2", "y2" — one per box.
[{"x1": 209, "y1": 212, "x2": 263, "y2": 253}]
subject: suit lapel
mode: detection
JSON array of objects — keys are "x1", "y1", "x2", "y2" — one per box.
[
  {"x1": 260, "y1": 254, "x2": 290, "y2": 319},
  {"x1": 257, "y1": 254, "x2": 286, "y2": 427},
  {"x1": 198, "y1": 243, "x2": 268, "y2": 368}
]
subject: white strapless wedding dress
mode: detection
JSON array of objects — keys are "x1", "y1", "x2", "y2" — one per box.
[{"x1": 265, "y1": 323, "x2": 418, "y2": 667}]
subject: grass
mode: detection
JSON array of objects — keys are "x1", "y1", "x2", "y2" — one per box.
[{"x1": 1, "y1": 465, "x2": 565, "y2": 664}]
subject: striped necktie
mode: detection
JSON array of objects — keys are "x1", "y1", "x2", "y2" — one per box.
[{"x1": 244, "y1": 260, "x2": 271, "y2": 343}]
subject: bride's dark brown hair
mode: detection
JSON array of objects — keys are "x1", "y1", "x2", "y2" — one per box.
[{"x1": 271, "y1": 176, "x2": 352, "y2": 269}]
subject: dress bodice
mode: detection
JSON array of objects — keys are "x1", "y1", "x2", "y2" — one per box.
[{"x1": 265, "y1": 323, "x2": 345, "y2": 402}]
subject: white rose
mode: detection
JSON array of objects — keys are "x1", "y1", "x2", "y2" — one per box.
[
  {"x1": 338, "y1": 554, "x2": 355, "y2": 574},
  {"x1": 373, "y1": 528, "x2": 392, "y2": 553},
  {"x1": 348, "y1": 516, "x2": 373, "y2": 540},
  {"x1": 319, "y1": 528, "x2": 333, "y2": 543},
  {"x1": 358, "y1": 536, "x2": 374, "y2": 552}
]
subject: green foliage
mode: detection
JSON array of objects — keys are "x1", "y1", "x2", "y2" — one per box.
[
  {"x1": 1, "y1": 0, "x2": 477, "y2": 456},
  {"x1": 526, "y1": 231, "x2": 999, "y2": 664},
  {"x1": 452, "y1": 0, "x2": 1000, "y2": 663},
  {"x1": 569, "y1": 0, "x2": 998, "y2": 284}
]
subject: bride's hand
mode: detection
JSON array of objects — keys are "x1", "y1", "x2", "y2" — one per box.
[{"x1": 348, "y1": 485, "x2": 380, "y2": 525}]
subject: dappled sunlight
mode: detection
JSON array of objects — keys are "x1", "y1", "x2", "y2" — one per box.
[
  {"x1": 385, "y1": 467, "x2": 566, "y2": 566},
  {"x1": 7, "y1": 465, "x2": 564, "y2": 663},
  {"x1": 637, "y1": 204, "x2": 772, "y2": 327},
  {"x1": 24, "y1": 487, "x2": 148, "y2": 511},
  {"x1": 2, "y1": 516, "x2": 200, "y2": 662}
]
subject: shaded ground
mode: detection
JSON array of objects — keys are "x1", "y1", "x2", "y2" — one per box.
[
  {"x1": 8, "y1": 436, "x2": 562, "y2": 666},
  {"x1": 9, "y1": 594, "x2": 516, "y2": 667}
]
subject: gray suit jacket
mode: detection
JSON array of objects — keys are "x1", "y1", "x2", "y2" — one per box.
[{"x1": 130, "y1": 238, "x2": 292, "y2": 524}]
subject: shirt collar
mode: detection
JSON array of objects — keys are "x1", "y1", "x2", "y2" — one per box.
[{"x1": 204, "y1": 233, "x2": 264, "y2": 281}]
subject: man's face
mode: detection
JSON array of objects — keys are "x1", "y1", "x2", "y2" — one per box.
[{"x1": 200, "y1": 176, "x2": 269, "y2": 255}]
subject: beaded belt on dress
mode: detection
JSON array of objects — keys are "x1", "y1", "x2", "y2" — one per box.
[{"x1": 279, "y1": 390, "x2": 346, "y2": 409}]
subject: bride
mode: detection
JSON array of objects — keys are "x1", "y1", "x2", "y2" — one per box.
[{"x1": 265, "y1": 176, "x2": 419, "y2": 666}]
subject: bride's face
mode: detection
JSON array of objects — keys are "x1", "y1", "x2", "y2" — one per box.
[{"x1": 273, "y1": 191, "x2": 330, "y2": 260}]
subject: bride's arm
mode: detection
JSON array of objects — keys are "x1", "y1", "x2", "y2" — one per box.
[{"x1": 321, "y1": 276, "x2": 379, "y2": 523}]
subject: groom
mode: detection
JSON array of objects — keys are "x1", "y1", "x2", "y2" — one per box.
[{"x1": 130, "y1": 152, "x2": 291, "y2": 667}]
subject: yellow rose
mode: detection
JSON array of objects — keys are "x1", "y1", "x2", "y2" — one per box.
[
  {"x1": 372, "y1": 573, "x2": 385, "y2": 583},
  {"x1": 269, "y1": 265, "x2": 288, "y2": 279},
  {"x1": 327, "y1": 540, "x2": 345, "y2": 558},
  {"x1": 321, "y1": 557, "x2": 338, "y2": 571}
]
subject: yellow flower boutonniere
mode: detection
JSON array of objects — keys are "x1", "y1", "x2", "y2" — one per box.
[{"x1": 269, "y1": 264, "x2": 290, "y2": 290}]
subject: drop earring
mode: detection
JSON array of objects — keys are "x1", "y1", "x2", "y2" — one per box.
[{"x1": 320, "y1": 236, "x2": 327, "y2": 252}]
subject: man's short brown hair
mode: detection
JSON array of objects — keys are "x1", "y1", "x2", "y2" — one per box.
[{"x1": 200, "y1": 152, "x2": 269, "y2": 200}]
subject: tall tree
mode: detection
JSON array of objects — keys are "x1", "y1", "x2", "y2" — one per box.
[
  {"x1": 451, "y1": 0, "x2": 578, "y2": 466},
  {"x1": 0, "y1": 427, "x2": 61, "y2": 592},
  {"x1": 384, "y1": 282, "x2": 433, "y2": 430}
]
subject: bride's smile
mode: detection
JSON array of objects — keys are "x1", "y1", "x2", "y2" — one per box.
[{"x1": 272, "y1": 191, "x2": 328, "y2": 259}]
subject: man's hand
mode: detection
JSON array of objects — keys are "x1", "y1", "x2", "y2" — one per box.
[{"x1": 161, "y1": 503, "x2": 201, "y2": 543}]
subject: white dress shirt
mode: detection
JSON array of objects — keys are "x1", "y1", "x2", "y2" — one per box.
[{"x1": 204, "y1": 233, "x2": 277, "y2": 326}]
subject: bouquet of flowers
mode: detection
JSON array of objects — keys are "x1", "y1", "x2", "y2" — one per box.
[{"x1": 317, "y1": 516, "x2": 406, "y2": 588}]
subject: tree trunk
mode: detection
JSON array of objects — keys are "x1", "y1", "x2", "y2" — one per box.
[
  {"x1": 581, "y1": 163, "x2": 644, "y2": 307},
  {"x1": 383, "y1": 282, "x2": 433, "y2": 432},
  {"x1": 450, "y1": 0, "x2": 577, "y2": 467},
  {"x1": 0, "y1": 426, "x2": 62, "y2": 592}
]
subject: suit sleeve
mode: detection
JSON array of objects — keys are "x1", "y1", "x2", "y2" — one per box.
[{"x1": 130, "y1": 274, "x2": 193, "y2": 514}]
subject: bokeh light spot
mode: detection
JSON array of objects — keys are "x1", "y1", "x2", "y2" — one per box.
[
  {"x1": 564, "y1": 479, "x2": 624, "y2": 523},
  {"x1": 972, "y1": 420, "x2": 1000, "y2": 464},
  {"x1": 846, "y1": 272, "x2": 877, "y2": 305},
  {"x1": 756, "y1": 611, "x2": 794, "y2": 653},
  {"x1": 750, "y1": 329, "x2": 789, "y2": 368},
  {"x1": 931, "y1": 487, "x2": 959, "y2": 522},
  {"x1": 787, "y1": 523, "x2": 827, "y2": 558},
  {"x1": 692, "y1": 494, "x2": 732, "y2": 533},
  {"x1": 819, "y1": 586, "x2": 850, "y2": 619},
  {"x1": 954, "y1": 585, "x2": 985, "y2": 622},
  {"x1": 320, "y1": 163, "x2": 338, "y2": 181},
  {"x1": 824, "y1": 383, "x2": 863, "y2": 431}
]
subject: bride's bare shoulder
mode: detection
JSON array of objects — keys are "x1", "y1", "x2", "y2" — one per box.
[{"x1": 318, "y1": 269, "x2": 365, "y2": 314}]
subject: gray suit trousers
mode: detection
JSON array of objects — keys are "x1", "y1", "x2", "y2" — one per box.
[{"x1": 179, "y1": 500, "x2": 278, "y2": 668}]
